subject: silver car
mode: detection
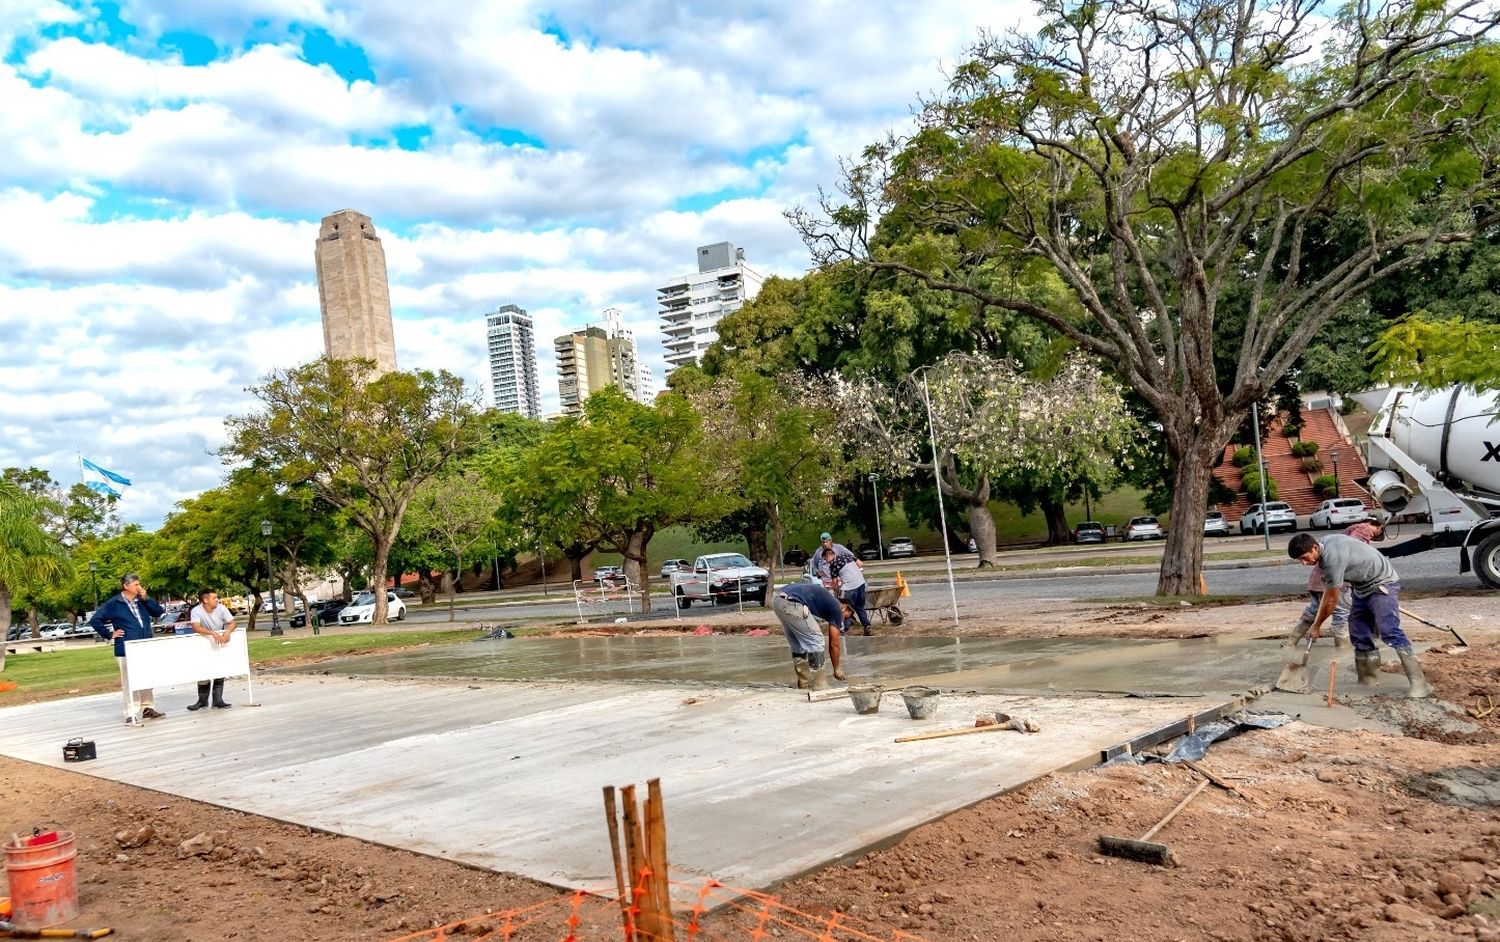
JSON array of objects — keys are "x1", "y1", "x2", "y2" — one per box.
[
  {"x1": 1124, "y1": 516, "x2": 1165, "y2": 540},
  {"x1": 1241, "y1": 502, "x2": 1297, "y2": 534},
  {"x1": 1203, "y1": 511, "x2": 1230, "y2": 537}
]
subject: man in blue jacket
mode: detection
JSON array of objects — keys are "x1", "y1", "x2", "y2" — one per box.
[{"x1": 90, "y1": 573, "x2": 166, "y2": 724}]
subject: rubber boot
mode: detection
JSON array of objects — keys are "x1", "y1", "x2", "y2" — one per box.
[
  {"x1": 1330, "y1": 622, "x2": 1351, "y2": 653},
  {"x1": 792, "y1": 656, "x2": 811, "y2": 690},
  {"x1": 210, "y1": 678, "x2": 232, "y2": 709},
  {"x1": 1283, "y1": 617, "x2": 1313, "y2": 649},
  {"x1": 807, "y1": 652, "x2": 830, "y2": 692},
  {"x1": 1354, "y1": 651, "x2": 1382, "y2": 686},
  {"x1": 1396, "y1": 647, "x2": 1434, "y2": 699},
  {"x1": 186, "y1": 682, "x2": 210, "y2": 711}
]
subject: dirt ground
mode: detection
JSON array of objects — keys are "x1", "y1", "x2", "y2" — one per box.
[{"x1": 5, "y1": 595, "x2": 1500, "y2": 942}]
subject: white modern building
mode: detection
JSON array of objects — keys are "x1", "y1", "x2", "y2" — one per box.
[
  {"x1": 598, "y1": 307, "x2": 652, "y2": 404},
  {"x1": 485, "y1": 304, "x2": 541, "y2": 418},
  {"x1": 658, "y1": 242, "x2": 763, "y2": 375}
]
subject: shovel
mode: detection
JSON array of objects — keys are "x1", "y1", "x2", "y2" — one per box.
[
  {"x1": 1098, "y1": 778, "x2": 1210, "y2": 866},
  {"x1": 1399, "y1": 606, "x2": 1469, "y2": 647},
  {"x1": 1274, "y1": 634, "x2": 1315, "y2": 693}
]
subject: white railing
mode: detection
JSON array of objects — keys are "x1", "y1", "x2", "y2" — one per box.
[{"x1": 572, "y1": 577, "x2": 643, "y2": 623}]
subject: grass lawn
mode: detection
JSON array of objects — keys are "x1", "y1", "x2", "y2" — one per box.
[{"x1": 0, "y1": 629, "x2": 480, "y2": 705}]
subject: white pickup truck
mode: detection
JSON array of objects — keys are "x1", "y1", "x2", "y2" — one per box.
[{"x1": 669, "y1": 553, "x2": 770, "y2": 608}]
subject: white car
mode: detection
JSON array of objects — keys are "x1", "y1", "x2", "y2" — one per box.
[
  {"x1": 670, "y1": 554, "x2": 769, "y2": 608},
  {"x1": 1310, "y1": 498, "x2": 1370, "y2": 529},
  {"x1": 659, "y1": 559, "x2": 689, "y2": 578},
  {"x1": 38, "y1": 623, "x2": 71, "y2": 640},
  {"x1": 1203, "y1": 511, "x2": 1230, "y2": 537},
  {"x1": 338, "y1": 591, "x2": 406, "y2": 625},
  {"x1": 1124, "y1": 516, "x2": 1165, "y2": 540},
  {"x1": 1241, "y1": 502, "x2": 1297, "y2": 534},
  {"x1": 886, "y1": 537, "x2": 918, "y2": 558}
]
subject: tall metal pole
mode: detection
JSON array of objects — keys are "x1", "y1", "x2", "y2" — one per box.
[
  {"x1": 920, "y1": 375, "x2": 962, "y2": 628},
  {"x1": 1251, "y1": 402, "x2": 1271, "y2": 552},
  {"x1": 1331, "y1": 449, "x2": 1341, "y2": 498},
  {"x1": 262, "y1": 519, "x2": 282, "y2": 636},
  {"x1": 869, "y1": 473, "x2": 884, "y2": 561},
  {"x1": 538, "y1": 538, "x2": 548, "y2": 596}
]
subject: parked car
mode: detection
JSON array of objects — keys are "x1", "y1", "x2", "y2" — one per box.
[
  {"x1": 393, "y1": 587, "x2": 415, "y2": 599},
  {"x1": 154, "y1": 610, "x2": 193, "y2": 634},
  {"x1": 782, "y1": 548, "x2": 810, "y2": 566},
  {"x1": 1309, "y1": 498, "x2": 1370, "y2": 529},
  {"x1": 659, "y1": 559, "x2": 690, "y2": 579},
  {"x1": 594, "y1": 565, "x2": 625, "y2": 583},
  {"x1": 38, "y1": 623, "x2": 71, "y2": 640},
  {"x1": 291, "y1": 599, "x2": 347, "y2": 628},
  {"x1": 6, "y1": 625, "x2": 32, "y2": 641},
  {"x1": 338, "y1": 591, "x2": 406, "y2": 625},
  {"x1": 1124, "y1": 516, "x2": 1165, "y2": 541},
  {"x1": 886, "y1": 537, "x2": 918, "y2": 558},
  {"x1": 670, "y1": 554, "x2": 770, "y2": 608},
  {"x1": 856, "y1": 543, "x2": 882, "y2": 561},
  {"x1": 1241, "y1": 501, "x2": 1297, "y2": 534},
  {"x1": 1203, "y1": 511, "x2": 1230, "y2": 537},
  {"x1": 1073, "y1": 521, "x2": 1106, "y2": 544},
  {"x1": 65, "y1": 621, "x2": 96, "y2": 639}
]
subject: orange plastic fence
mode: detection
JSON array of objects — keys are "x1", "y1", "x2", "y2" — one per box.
[{"x1": 384, "y1": 875, "x2": 933, "y2": 942}]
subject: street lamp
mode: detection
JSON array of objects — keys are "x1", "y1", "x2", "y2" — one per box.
[
  {"x1": 869, "y1": 473, "x2": 884, "y2": 561},
  {"x1": 87, "y1": 560, "x2": 100, "y2": 611},
  {"x1": 260, "y1": 519, "x2": 282, "y2": 636},
  {"x1": 1330, "y1": 448, "x2": 1341, "y2": 498}
]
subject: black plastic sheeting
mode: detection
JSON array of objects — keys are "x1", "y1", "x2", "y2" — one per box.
[{"x1": 1104, "y1": 710, "x2": 1293, "y2": 766}]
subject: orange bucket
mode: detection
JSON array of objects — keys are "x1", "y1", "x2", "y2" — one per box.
[{"x1": 3, "y1": 830, "x2": 78, "y2": 929}]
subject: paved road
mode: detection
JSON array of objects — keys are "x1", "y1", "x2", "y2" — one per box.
[{"x1": 405, "y1": 547, "x2": 1479, "y2": 625}]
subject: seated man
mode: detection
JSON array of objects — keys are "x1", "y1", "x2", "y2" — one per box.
[{"x1": 769, "y1": 581, "x2": 844, "y2": 690}]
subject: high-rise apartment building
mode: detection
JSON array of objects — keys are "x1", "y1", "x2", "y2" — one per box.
[
  {"x1": 554, "y1": 310, "x2": 652, "y2": 415},
  {"x1": 658, "y1": 241, "x2": 763, "y2": 375},
  {"x1": 315, "y1": 209, "x2": 397, "y2": 373},
  {"x1": 485, "y1": 304, "x2": 541, "y2": 418}
]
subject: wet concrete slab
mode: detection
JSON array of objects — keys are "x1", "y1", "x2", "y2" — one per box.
[
  {"x1": 0, "y1": 674, "x2": 1228, "y2": 902},
  {"x1": 293, "y1": 633, "x2": 1266, "y2": 695}
]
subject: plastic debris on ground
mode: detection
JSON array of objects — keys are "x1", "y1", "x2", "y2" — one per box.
[{"x1": 1103, "y1": 711, "x2": 1293, "y2": 766}]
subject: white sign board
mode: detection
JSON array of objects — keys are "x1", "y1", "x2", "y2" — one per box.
[{"x1": 122, "y1": 632, "x2": 254, "y2": 704}]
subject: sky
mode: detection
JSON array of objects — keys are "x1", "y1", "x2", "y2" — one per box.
[{"x1": 0, "y1": 0, "x2": 1035, "y2": 527}]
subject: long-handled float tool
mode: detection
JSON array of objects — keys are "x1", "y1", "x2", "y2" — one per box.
[
  {"x1": 1098, "y1": 778, "x2": 1210, "y2": 866},
  {"x1": 1399, "y1": 606, "x2": 1469, "y2": 647},
  {"x1": 1274, "y1": 635, "x2": 1316, "y2": 693}
]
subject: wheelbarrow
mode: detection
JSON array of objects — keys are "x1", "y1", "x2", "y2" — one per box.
[{"x1": 864, "y1": 585, "x2": 906, "y2": 627}]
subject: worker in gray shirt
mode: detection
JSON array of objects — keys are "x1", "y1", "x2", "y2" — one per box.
[{"x1": 1287, "y1": 532, "x2": 1430, "y2": 697}]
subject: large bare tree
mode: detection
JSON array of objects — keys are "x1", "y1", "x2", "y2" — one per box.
[{"x1": 796, "y1": 0, "x2": 1500, "y2": 593}]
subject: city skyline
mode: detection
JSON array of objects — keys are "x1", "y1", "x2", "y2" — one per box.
[{"x1": 0, "y1": 0, "x2": 1035, "y2": 527}]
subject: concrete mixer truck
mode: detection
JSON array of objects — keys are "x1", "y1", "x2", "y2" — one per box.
[{"x1": 1355, "y1": 385, "x2": 1500, "y2": 589}]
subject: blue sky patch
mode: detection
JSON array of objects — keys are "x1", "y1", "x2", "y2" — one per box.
[
  {"x1": 298, "y1": 26, "x2": 376, "y2": 84},
  {"x1": 159, "y1": 30, "x2": 218, "y2": 65}
]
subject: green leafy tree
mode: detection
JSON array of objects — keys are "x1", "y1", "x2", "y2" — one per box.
[
  {"x1": 0, "y1": 481, "x2": 69, "y2": 670},
  {"x1": 224, "y1": 358, "x2": 482, "y2": 625},
  {"x1": 404, "y1": 469, "x2": 504, "y2": 620},
  {"x1": 797, "y1": 0, "x2": 1500, "y2": 593},
  {"x1": 1371, "y1": 315, "x2": 1500, "y2": 389}
]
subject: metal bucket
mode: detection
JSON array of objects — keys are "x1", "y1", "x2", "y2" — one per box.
[
  {"x1": 847, "y1": 684, "x2": 884, "y2": 715},
  {"x1": 901, "y1": 686, "x2": 940, "y2": 720}
]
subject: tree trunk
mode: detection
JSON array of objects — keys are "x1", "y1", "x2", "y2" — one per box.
[
  {"x1": 940, "y1": 463, "x2": 997, "y2": 568},
  {"x1": 560, "y1": 542, "x2": 591, "y2": 583},
  {"x1": 619, "y1": 527, "x2": 654, "y2": 612},
  {"x1": 1041, "y1": 499, "x2": 1071, "y2": 546},
  {"x1": 371, "y1": 537, "x2": 392, "y2": 624},
  {"x1": 247, "y1": 590, "x2": 262, "y2": 632},
  {"x1": 1156, "y1": 430, "x2": 1227, "y2": 595},
  {"x1": 744, "y1": 526, "x2": 770, "y2": 568}
]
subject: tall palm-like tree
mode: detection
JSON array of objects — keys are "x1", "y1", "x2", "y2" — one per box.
[{"x1": 0, "y1": 481, "x2": 69, "y2": 672}]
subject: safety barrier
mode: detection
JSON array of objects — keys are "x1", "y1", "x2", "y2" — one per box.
[{"x1": 573, "y1": 578, "x2": 644, "y2": 623}]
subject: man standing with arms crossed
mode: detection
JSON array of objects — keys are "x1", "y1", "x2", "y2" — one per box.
[
  {"x1": 185, "y1": 589, "x2": 235, "y2": 711},
  {"x1": 90, "y1": 573, "x2": 166, "y2": 725}
]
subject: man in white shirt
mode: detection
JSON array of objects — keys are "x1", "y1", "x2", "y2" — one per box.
[{"x1": 186, "y1": 589, "x2": 236, "y2": 710}]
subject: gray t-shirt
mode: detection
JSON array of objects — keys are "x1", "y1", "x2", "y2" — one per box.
[
  {"x1": 189, "y1": 603, "x2": 235, "y2": 636},
  {"x1": 1317, "y1": 534, "x2": 1398, "y2": 598}
]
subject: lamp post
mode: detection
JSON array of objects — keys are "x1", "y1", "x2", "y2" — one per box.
[
  {"x1": 260, "y1": 519, "x2": 282, "y2": 636},
  {"x1": 1330, "y1": 448, "x2": 1341, "y2": 498},
  {"x1": 869, "y1": 473, "x2": 884, "y2": 561},
  {"x1": 87, "y1": 560, "x2": 100, "y2": 611}
]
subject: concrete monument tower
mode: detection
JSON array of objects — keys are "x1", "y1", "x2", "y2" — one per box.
[{"x1": 315, "y1": 209, "x2": 397, "y2": 373}]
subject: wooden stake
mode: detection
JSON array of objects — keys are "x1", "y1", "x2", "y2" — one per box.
[
  {"x1": 621, "y1": 785, "x2": 658, "y2": 941},
  {"x1": 603, "y1": 786, "x2": 634, "y2": 941},
  {"x1": 1326, "y1": 661, "x2": 1338, "y2": 708},
  {"x1": 894, "y1": 724, "x2": 1009, "y2": 744},
  {"x1": 646, "y1": 779, "x2": 675, "y2": 941}
]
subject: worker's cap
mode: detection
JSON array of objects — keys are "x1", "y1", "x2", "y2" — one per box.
[{"x1": 819, "y1": 532, "x2": 832, "y2": 541}]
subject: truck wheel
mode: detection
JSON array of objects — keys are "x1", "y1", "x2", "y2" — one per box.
[
  {"x1": 1475, "y1": 532, "x2": 1500, "y2": 590},
  {"x1": 676, "y1": 591, "x2": 690, "y2": 610}
]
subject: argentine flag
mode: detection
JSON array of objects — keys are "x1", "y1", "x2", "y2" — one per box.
[{"x1": 81, "y1": 457, "x2": 131, "y2": 498}]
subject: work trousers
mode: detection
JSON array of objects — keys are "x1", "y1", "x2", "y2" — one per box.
[
  {"x1": 1300, "y1": 590, "x2": 1350, "y2": 637},
  {"x1": 771, "y1": 593, "x2": 825, "y2": 655},
  {"x1": 843, "y1": 584, "x2": 870, "y2": 631},
  {"x1": 1349, "y1": 583, "x2": 1411, "y2": 653},
  {"x1": 116, "y1": 655, "x2": 154, "y2": 718}
]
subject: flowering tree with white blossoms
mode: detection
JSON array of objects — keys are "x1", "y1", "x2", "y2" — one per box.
[{"x1": 833, "y1": 353, "x2": 1137, "y2": 565}]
